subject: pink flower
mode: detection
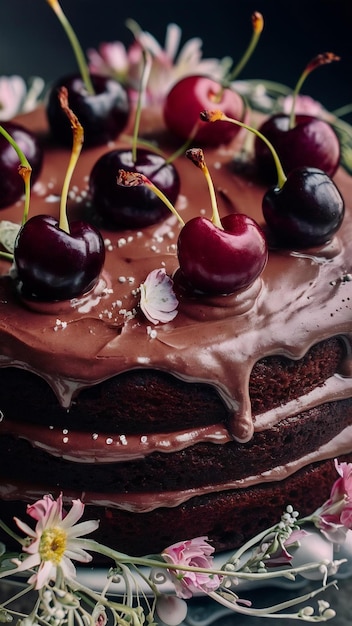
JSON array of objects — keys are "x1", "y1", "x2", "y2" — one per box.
[
  {"x1": 87, "y1": 42, "x2": 129, "y2": 82},
  {"x1": 140, "y1": 268, "x2": 178, "y2": 324},
  {"x1": 12, "y1": 494, "x2": 99, "y2": 589},
  {"x1": 88, "y1": 23, "x2": 227, "y2": 104},
  {"x1": 265, "y1": 529, "x2": 308, "y2": 567},
  {"x1": 313, "y1": 459, "x2": 352, "y2": 543},
  {"x1": 162, "y1": 537, "x2": 222, "y2": 599},
  {"x1": 0, "y1": 75, "x2": 44, "y2": 120}
]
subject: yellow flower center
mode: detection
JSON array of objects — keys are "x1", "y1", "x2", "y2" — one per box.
[{"x1": 39, "y1": 527, "x2": 67, "y2": 564}]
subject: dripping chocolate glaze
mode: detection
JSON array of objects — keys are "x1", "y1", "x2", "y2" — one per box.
[{"x1": 0, "y1": 107, "x2": 352, "y2": 444}]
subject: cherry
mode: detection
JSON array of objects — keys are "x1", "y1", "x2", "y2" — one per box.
[
  {"x1": 90, "y1": 148, "x2": 180, "y2": 229},
  {"x1": 47, "y1": 74, "x2": 130, "y2": 148},
  {"x1": 255, "y1": 53, "x2": 341, "y2": 182},
  {"x1": 45, "y1": 0, "x2": 129, "y2": 147},
  {"x1": 14, "y1": 215, "x2": 105, "y2": 301},
  {"x1": 13, "y1": 86, "x2": 105, "y2": 301},
  {"x1": 177, "y1": 213, "x2": 267, "y2": 294},
  {"x1": 262, "y1": 167, "x2": 344, "y2": 248},
  {"x1": 255, "y1": 113, "x2": 340, "y2": 182},
  {"x1": 163, "y1": 12, "x2": 264, "y2": 147},
  {"x1": 164, "y1": 75, "x2": 246, "y2": 147},
  {"x1": 201, "y1": 110, "x2": 345, "y2": 249},
  {"x1": 0, "y1": 122, "x2": 43, "y2": 209},
  {"x1": 117, "y1": 148, "x2": 268, "y2": 295}
]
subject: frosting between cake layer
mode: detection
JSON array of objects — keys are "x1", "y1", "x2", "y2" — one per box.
[
  {"x1": 1, "y1": 373, "x2": 352, "y2": 461},
  {"x1": 1, "y1": 424, "x2": 352, "y2": 512}
]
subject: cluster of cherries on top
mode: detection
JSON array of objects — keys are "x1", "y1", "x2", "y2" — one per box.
[{"x1": 0, "y1": 21, "x2": 344, "y2": 303}]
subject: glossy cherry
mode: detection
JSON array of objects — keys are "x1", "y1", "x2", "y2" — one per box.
[
  {"x1": 0, "y1": 122, "x2": 43, "y2": 209},
  {"x1": 14, "y1": 214, "x2": 105, "y2": 301},
  {"x1": 164, "y1": 75, "x2": 246, "y2": 147},
  {"x1": 46, "y1": 73, "x2": 130, "y2": 148},
  {"x1": 163, "y1": 12, "x2": 263, "y2": 148},
  {"x1": 255, "y1": 113, "x2": 340, "y2": 182},
  {"x1": 90, "y1": 148, "x2": 180, "y2": 229},
  {"x1": 177, "y1": 213, "x2": 268, "y2": 294},
  {"x1": 262, "y1": 167, "x2": 344, "y2": 248}
]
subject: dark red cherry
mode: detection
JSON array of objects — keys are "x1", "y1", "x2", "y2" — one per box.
[
  {"x1": 14, "y1": 214, "x2": 105, "y2": 301},
  {"x1": 164, "y1": 75, "x2": 246, "y2": 147},
  {"x1": 46, "y1": 73, "x2": 130, "y2": 148},
  {"x1": 177, "y1": 213, "x2": 268, "y2": 294},
  {"x1": 89, "y1": 148, "x2": 180, "y2": 229},
  {"x1": 262, "y1": 167, "x2": 344, "y2": 248},
  {"x1": 0, "y1": 122, "x2": 43, "y2": 209},
  {"x1": 255, "y1": 113, "x2": 340, "y2": 183}
]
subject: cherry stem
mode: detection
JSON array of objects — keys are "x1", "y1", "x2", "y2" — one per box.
[
  {"x1": 132, "y1": 49, "x2": 152, "y2": 164},
  {"x1": 224, "y1": 12, "x2": 264, "y2": 85},
  {"x1": 186, "y1": 148, "x2": 222, "y2": 229},
  {"x1": 201, "y1": 109, "x2": 287, "y2": 189},
  {"x1": 0, "y1": 125, "x2": 32, "y2": 225},
  {"x1": 288, "y1": 52, "x2": 340, "y2": 130},
  {"x1": 58, "y1": 87, "x2": 84, "y2": 233},
  {"x1": 116, "y1": 170, "x2": 185, "y2": 227},
  {"x1": 165, "y1": 119, "x2": 202, "y2": 165},
  {"x1": 0, "y1": 251, "x2": 13, "y2": 261},
  {"x1": 332, "y1": 103, "x2": 352, "y2": 118},
  {"x1": 46, "y1": 0, "x2": 95, "y2": 95}
]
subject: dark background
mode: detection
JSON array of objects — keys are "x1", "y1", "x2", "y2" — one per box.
[{"x1": 1, "y1": 0, "x2": 352, "y2": 113}]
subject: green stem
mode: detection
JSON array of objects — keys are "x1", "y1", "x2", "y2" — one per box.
[
  {"x1": 332, "y1": 103, "x2": 352, "y2": 118},
  {"x1": 57, "y1": 88, "x2": 84, "y2": 233},
  {"x1": 0, "y1": 518, "x2": 27, "y2": 546},
  {"x1": 132, "y1": 50, "x2": 152, "y2": 164},
  {"x1": 207, "y1": 111, "x2": 287, "y2": 189},
  {"x1": 207, "y1": 580, "x2": 338, "y2": 619},
  {"x1": 72, "y1": 538, "x2": 330, "y2": 583},
  {"x1": 186, "y1": 149, "x2": 222, "y2": 228},
  {"x1": 144, "y1": 182, "x2": 185, "y2": 226},
  {"x1": 0, "y1": 125, "x2": 32, "y2": 224},
  {"x1": 0, "y1": 251, "x2": 14, "y2": 261},
  {"x1": 289, "y1": 68, "x2": 309, "y2": 130},
  {"x1": 47, "y1": 0, "x2": 94, "y2": 95},
  {"x1": 226, "y1": 12, "x2": 264, "y2": 83},
  {"x1": 288, "y1": 53, "x2": 340, "y2": 130},
  {"x1": 165, "y1": 119, "x2": 201, "y2": 165}
]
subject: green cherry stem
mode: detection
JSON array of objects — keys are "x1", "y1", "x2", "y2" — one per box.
[
  {"x1": 201, "y1": 109, "x2": 287, "y2": 190},
  {"x1": 185, "y1": 148, "x2": 222, "y2": 229},
  {"x1": 165, "y1": 119, "x2": 202, "y2": 165},
  {"x1": 0, "y1": 125, "x2": 32, "y2": 225},
  {"x1": 288, "y1": 52, "x2": 340, "y2": 130},
  {"x1": 225, "y1": 12, "x2": 264, "y2": 84},
  {"x1": 46, "y1": 0, "x2": 95, "y2": 95},
  {"x1": 116, "y1": 170, "x2": 185, "y2": 227},
  {"x1": 58, "y1": 87, "x2": 84, "y2": 234},
  {"x1": 132, "y1": 49, "x2": 152, "y2": 164}
]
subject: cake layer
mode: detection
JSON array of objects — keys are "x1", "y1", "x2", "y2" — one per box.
[
  {"x1": 1, "y1": 398, "x2": 352, "y2": 493},
  {"x1": 1, "y1": 102, "x2": 352, "y2": 559},
  {"x1": 0, "y1": 336, "x2": 345, "y2": 433}
]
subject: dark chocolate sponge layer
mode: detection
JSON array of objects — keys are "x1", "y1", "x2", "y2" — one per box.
[
  {"x1": 0, "y1": 398, "x2": 351, "y2": 492},
  {"x1": 0, "y1": 336, "x2": 344, "y2": 433}
]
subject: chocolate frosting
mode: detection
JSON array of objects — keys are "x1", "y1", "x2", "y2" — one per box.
[{"x1": 1, "y1": 105, "x2": 352, "y2": 454}]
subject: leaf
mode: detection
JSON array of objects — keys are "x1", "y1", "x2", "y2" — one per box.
[{"x1": 330, "y1": 117, "x2": 352, "y2": 175}]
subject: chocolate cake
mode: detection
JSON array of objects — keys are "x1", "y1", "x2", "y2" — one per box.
[{"x1": 0, "y1": 93, "x2": 352, "y2": 557}]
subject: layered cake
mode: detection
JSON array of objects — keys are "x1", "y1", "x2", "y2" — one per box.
[{"x1": 0, "y1": 28, "x2": 352, "y2": 558}]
